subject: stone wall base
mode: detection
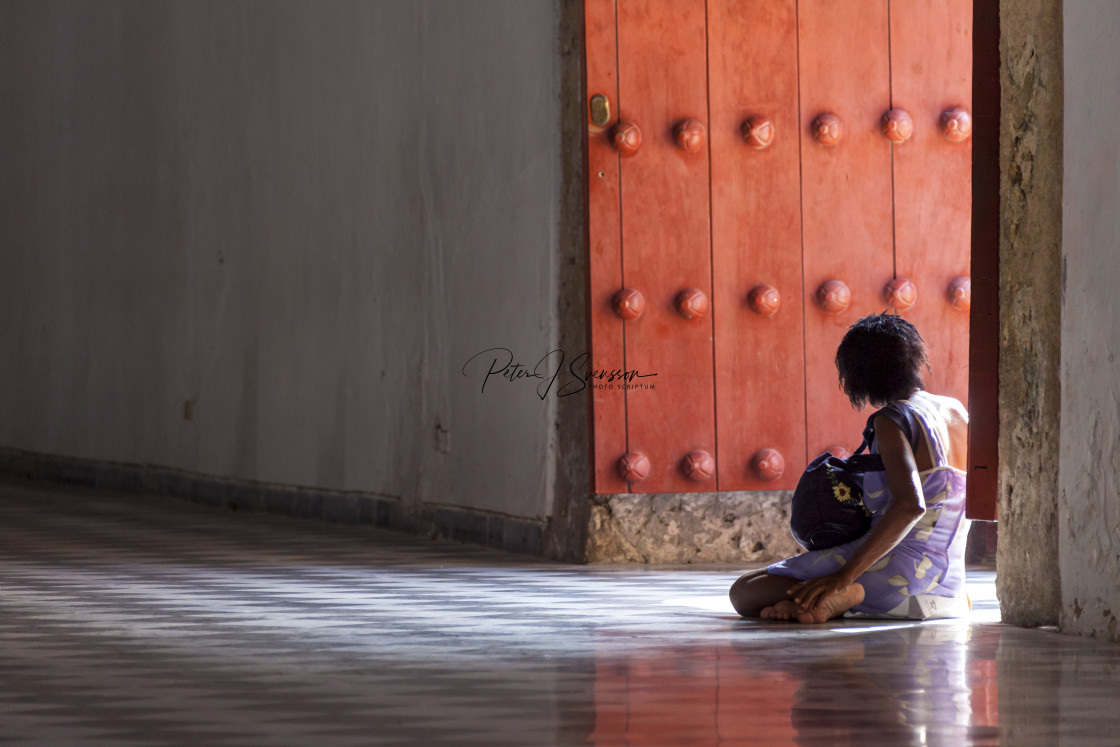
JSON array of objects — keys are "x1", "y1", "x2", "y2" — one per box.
[{"x1": 586, "y1": 491, "x2": 803, "y2": 564}]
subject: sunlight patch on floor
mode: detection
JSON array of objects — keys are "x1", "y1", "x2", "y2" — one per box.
[{"x1": 660, "y1": 572, "x2": 1000, "y2": 623}]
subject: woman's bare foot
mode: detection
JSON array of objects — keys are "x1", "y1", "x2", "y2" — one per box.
[
  {"x1": 794, "y1": 583, "x2": 866, "y2": 624},
  {"x1": 760, "y1": 600, "x2": 803, "y2": 620}
]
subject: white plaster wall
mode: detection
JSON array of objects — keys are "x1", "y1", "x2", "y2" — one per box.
[
  {"x1": 0, "y1": 1, "x2": 565, "y2": 519},
  {"x1": 1059, "y1": 0, "x2": 1120, "y2": 638}
]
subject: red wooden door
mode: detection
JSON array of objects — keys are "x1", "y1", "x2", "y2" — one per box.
[{"x1": 585, "y1": 0, "x2": 972, "y2": 495}]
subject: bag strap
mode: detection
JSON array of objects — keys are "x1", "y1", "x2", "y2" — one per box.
[
  {"x1": 847, "y1": 453, "x2": 885, "y2": 471},
  {"x1": 850, "y1": 413, "x2": 878, "y2": 457},
  {"x1": 850, "y1": 401, "x2": 922, "y2": 468}
]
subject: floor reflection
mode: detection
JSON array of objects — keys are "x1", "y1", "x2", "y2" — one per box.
[
  {"x1": 592, "y1": 621, "x2": 1003, "y2": 745},
  {"x1": 4, "y1": 481, "x2": 1120, "y2": 746},
  {"x1": 586, "y1": 612, "x2": 1120, "y2": 745}
]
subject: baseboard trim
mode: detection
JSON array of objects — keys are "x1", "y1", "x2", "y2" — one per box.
[{"x1": 0, "y1": 447, "x2": 544, "y2": 557}]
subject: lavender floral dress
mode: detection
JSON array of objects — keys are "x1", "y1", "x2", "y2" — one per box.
[{"x1": 768, "y1": 391, "x2": 972, "y2": 619}]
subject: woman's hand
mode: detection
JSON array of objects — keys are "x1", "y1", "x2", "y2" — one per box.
[{"x1": 788, "y1": 572, "x2": 853, "y2": 613}]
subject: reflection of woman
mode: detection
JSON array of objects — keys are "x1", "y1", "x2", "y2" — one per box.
[
  {"x1": 730, "y1": 314, "x2": 971, "y2": 623},
  {"x1": 740, "y1": 625, "x2": 974, "y2": 744}
]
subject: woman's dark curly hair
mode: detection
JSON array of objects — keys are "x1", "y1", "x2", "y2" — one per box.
[{"x1": 835, "y1": 313, "x2": 931, "y2": 408}]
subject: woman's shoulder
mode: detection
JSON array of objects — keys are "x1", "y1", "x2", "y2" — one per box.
[
  {"x1": 907, "y1": 390, "x2": 968, "y2": 419},
  {"x1": 871, "y1": 400, "x2": 923, "y2": 452},
  {"x1": 906, "y1": 391, "x2": 969, "y2": 470}
]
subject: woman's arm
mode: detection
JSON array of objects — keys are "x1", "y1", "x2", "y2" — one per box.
[{"x1": 787, "y1": 414, "x2": 926, "y2": 611}]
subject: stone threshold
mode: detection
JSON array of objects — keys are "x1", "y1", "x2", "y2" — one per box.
[{"x1": 587, "y1": 490, "x2": 802, "y2": 564}]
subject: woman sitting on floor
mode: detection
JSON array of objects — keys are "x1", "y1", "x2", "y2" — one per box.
[{"x1": 730, "y1": 313, "x2": 971, "y2": 623}]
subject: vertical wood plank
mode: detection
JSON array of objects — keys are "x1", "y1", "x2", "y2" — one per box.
[
  {"x1": 966, "y1": 0, "x2": 1000, "y2": 520},
  {"x1": 799, "y1": 0, "x2": 894, "y2": 458},
  {"x1": 585, "y1": 0, "x2": 629, "y2": 494},
  {"x1": 889, "y1": 0, "x2": 973, "y2": 408},
  {"x1": 709, "y1": 0, "x2": 805, "y2": 490},
  {"x1": 616, "y1": 0, "x2": 715, "y2": 493}
]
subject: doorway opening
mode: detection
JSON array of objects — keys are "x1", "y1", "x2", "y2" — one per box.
[{"x1": 580, "y1": 0, "x2": 997, "y2": 569}]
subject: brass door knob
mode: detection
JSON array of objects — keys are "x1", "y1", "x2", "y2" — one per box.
[{"x1": 589, "y1": 94, "x2": 611, "y2": 128}]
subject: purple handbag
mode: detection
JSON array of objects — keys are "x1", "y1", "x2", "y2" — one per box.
[{"x1": 790, "y1": 404, "x2": 921, "y2": 551}]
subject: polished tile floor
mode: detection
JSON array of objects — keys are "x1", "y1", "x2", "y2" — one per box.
[{"x1": 0, "y1": 479, "x2": 1116, "y2": 745}]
